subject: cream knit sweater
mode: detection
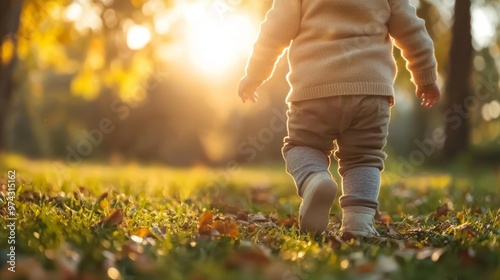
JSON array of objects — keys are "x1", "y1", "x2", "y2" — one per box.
[{"x1": 245, "y1": 0, "x2": 438, "y2": 103}]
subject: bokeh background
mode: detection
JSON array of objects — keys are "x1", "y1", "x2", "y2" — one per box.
[{"x1": 1, "y1": 0, "x2": 499, "y2": 169}]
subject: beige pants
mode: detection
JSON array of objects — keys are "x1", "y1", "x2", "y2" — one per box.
[{"x1": 283, "y1": 95, "x2": 391, "y2": 180}]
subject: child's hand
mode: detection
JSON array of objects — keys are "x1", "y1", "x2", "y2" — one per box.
[
  {"x1": 238, "y1": 76, "x2": 261, "y2": 103},
  {"x1": 416, "y1": 82, "x2": 441, "y2": 109}
]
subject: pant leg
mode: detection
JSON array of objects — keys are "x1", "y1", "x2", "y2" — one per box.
[
  {"x1": 282, "y1": 98, "x2": 341, "y2": 196},
  {"x1": 335, "y1": 96, "x2": 391, "y2": 209}
]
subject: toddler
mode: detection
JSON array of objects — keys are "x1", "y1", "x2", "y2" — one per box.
[{"x1": 239, "y1": 0, "x2": 441, "y2": 236}]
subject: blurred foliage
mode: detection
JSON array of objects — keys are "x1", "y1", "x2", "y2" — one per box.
[{"x1": 3, "y1": 0, "x2": 500, "y2": 165}]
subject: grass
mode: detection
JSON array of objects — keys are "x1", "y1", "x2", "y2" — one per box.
[{"x1": 0, "y1": 154, "x2": 499, "y2": 280}]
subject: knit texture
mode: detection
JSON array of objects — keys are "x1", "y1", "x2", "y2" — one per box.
[
  {"x1": 245, "y1": 0, "x2": 438, "y2": 103},
  {"x1": 340, "y1": 167, "x2": 381, "y2": 210}
]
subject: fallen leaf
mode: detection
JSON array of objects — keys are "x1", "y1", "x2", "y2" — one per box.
[
  {"x1": 100, "y1": 209, "x2": 124, "y2": 227},
  {"x1": 236, "y1": 211, "x2": 248, "y2": 221},
  {"x1": 213, "y1": 219, "x2": 239, "y2": 238},
  {"x1": 279, "y1": 215, "x2": 298, "y2": 227},
  {"x1": 98, "y1": 192, "x2": 108, "y2": 201},
  {"x1": 380, "y1": 215, "x2": 392, "y2": 225},
  {"x1": 198, "y1": 211, "x2": 214, "y2": 235},
  {"x1": 434, "y1": 203, "x2": 450, "y2": 219},
  {"x1": 133, "y1": 228, "x2": 152, "y2": 238},
  {"x1": 247, "y1": 223, "x2": 257, "y2": 233}
]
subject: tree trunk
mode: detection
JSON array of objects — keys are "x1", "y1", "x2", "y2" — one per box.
[
  {"x1": 0, "y1": 0, "x2": 24, "y2": 152},
  {"x1": 443, "y1": 0, "x2": 473, "y2": 159}
]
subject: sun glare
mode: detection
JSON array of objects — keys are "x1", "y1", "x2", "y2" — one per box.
[
  {"x1": 127, "y1": 25, "x2": 152, "y2": 50},
  {"x1": 181, "y1": 4, "x2": 257, "y2": 75},
  {"x1": 472, "y1": 7, "x2": 498, "y2": 48}
]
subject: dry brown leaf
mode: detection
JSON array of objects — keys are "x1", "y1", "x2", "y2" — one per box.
[
  {"x1": 101, "y1": 209, "x2": 124, "y2": 227},
  {"x1": 434, "y1": 203, "x2": 450, "y2": 219},
  {"x1": 198, "y1": 211, "x2": 214, "y2": 235},
  {"x1": 375, "y1": 210, "x2": 392, "y2": 224},
  {"x1": 236, "y1": 211, "x2": 248, "y2": 221},
  {"x1": 247, "y1": 223, "x2": 257, "y2": 233},
  {"x1": 97, "y1": 192, "x2": 108, "y2": 201},
  {"x1": 213, "y1": 219, "x2": 239, "y2": 238},
  {"x1": 279, "y1": 216, "x2": 298, "y2": 227}
]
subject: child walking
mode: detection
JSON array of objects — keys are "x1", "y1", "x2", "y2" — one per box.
[{"x1": 239, "y1": 0, "x2": 440, "y2": 236}]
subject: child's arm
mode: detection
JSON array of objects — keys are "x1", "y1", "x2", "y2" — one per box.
[
  {"x1": 388, "y1": 0, "x2": 441, "y2": 108},
  {"x1": 239, "y1": 0, "x2": 301, "y2": 103}
]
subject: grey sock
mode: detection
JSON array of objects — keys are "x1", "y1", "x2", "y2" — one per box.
[
  {"x1": 339, "y1": 166, "x2": 380, "y2": 209},
  {"x1": 283, "y1": 146, "x2": 331, "y2": 196}
]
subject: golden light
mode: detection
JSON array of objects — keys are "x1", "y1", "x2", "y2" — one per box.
[
  {"x1": 63, "y1": 2, "x2": 102, "y2": 32},
  {"x1": 64, "y1": 3, "x2": 82, "y2": 22},
  {"x1": 472, "y1": 7, "x2": 498, "y2": 48},
  {"x1": 127, "y1": 25, "x2": 152, "y2": 50},
  {"x1": 154, "y1": 13, "x2": 171, "y2": 35},
  {"x1": 181, "y1": 4, "x2": 258, "y2": 75}
]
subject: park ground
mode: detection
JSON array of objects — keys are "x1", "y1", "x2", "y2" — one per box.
[{"x1": 0, "y1": 154, "x2": 499, "y2": 280}]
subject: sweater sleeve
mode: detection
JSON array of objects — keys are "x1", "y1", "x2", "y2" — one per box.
[
  {"x1": 388, "y1": 0, "x2": 437, "y2": 86},
  {"x1": 245, "y1": 0, "x2": 301, "y2": 84}
]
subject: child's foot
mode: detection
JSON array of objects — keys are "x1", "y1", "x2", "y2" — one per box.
[
  {"x1": 340, "y1": 206, "x2": 379, "y2": 237},
  {"x1": 299, "y1": 172, "x2": 337, "y2": 234}
]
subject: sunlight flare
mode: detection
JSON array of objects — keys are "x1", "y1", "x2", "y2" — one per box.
[
  {"x1": 127, "y1": 25, "x2": 152, "y2": 50},
  {"x1": 182, "y1": 4, "x2": 257, "y2": 75}
]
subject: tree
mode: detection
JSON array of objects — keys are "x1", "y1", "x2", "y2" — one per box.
[
  {"x1": 443, "y1": 0, "x2": 473, "y2": 158},
  {"x1": 0, "y1": 0, "x2": 24, "y2": 151}
]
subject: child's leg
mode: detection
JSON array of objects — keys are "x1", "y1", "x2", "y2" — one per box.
[
  {"x1": 284, "y1": 146, "x2": 337, "y2": 233},
  {"x1": 283, "y1": 145, "x2": 330, "y2": 196},
  {"x1": 335, "y1": 96, "x2": 391, "y2": 237},
  {"x1": 340, "y1": 167, "x2": 381, "y2": 236},
  {"x1": 282, "y1": 99, "x2": 341, "y2": 233}
]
